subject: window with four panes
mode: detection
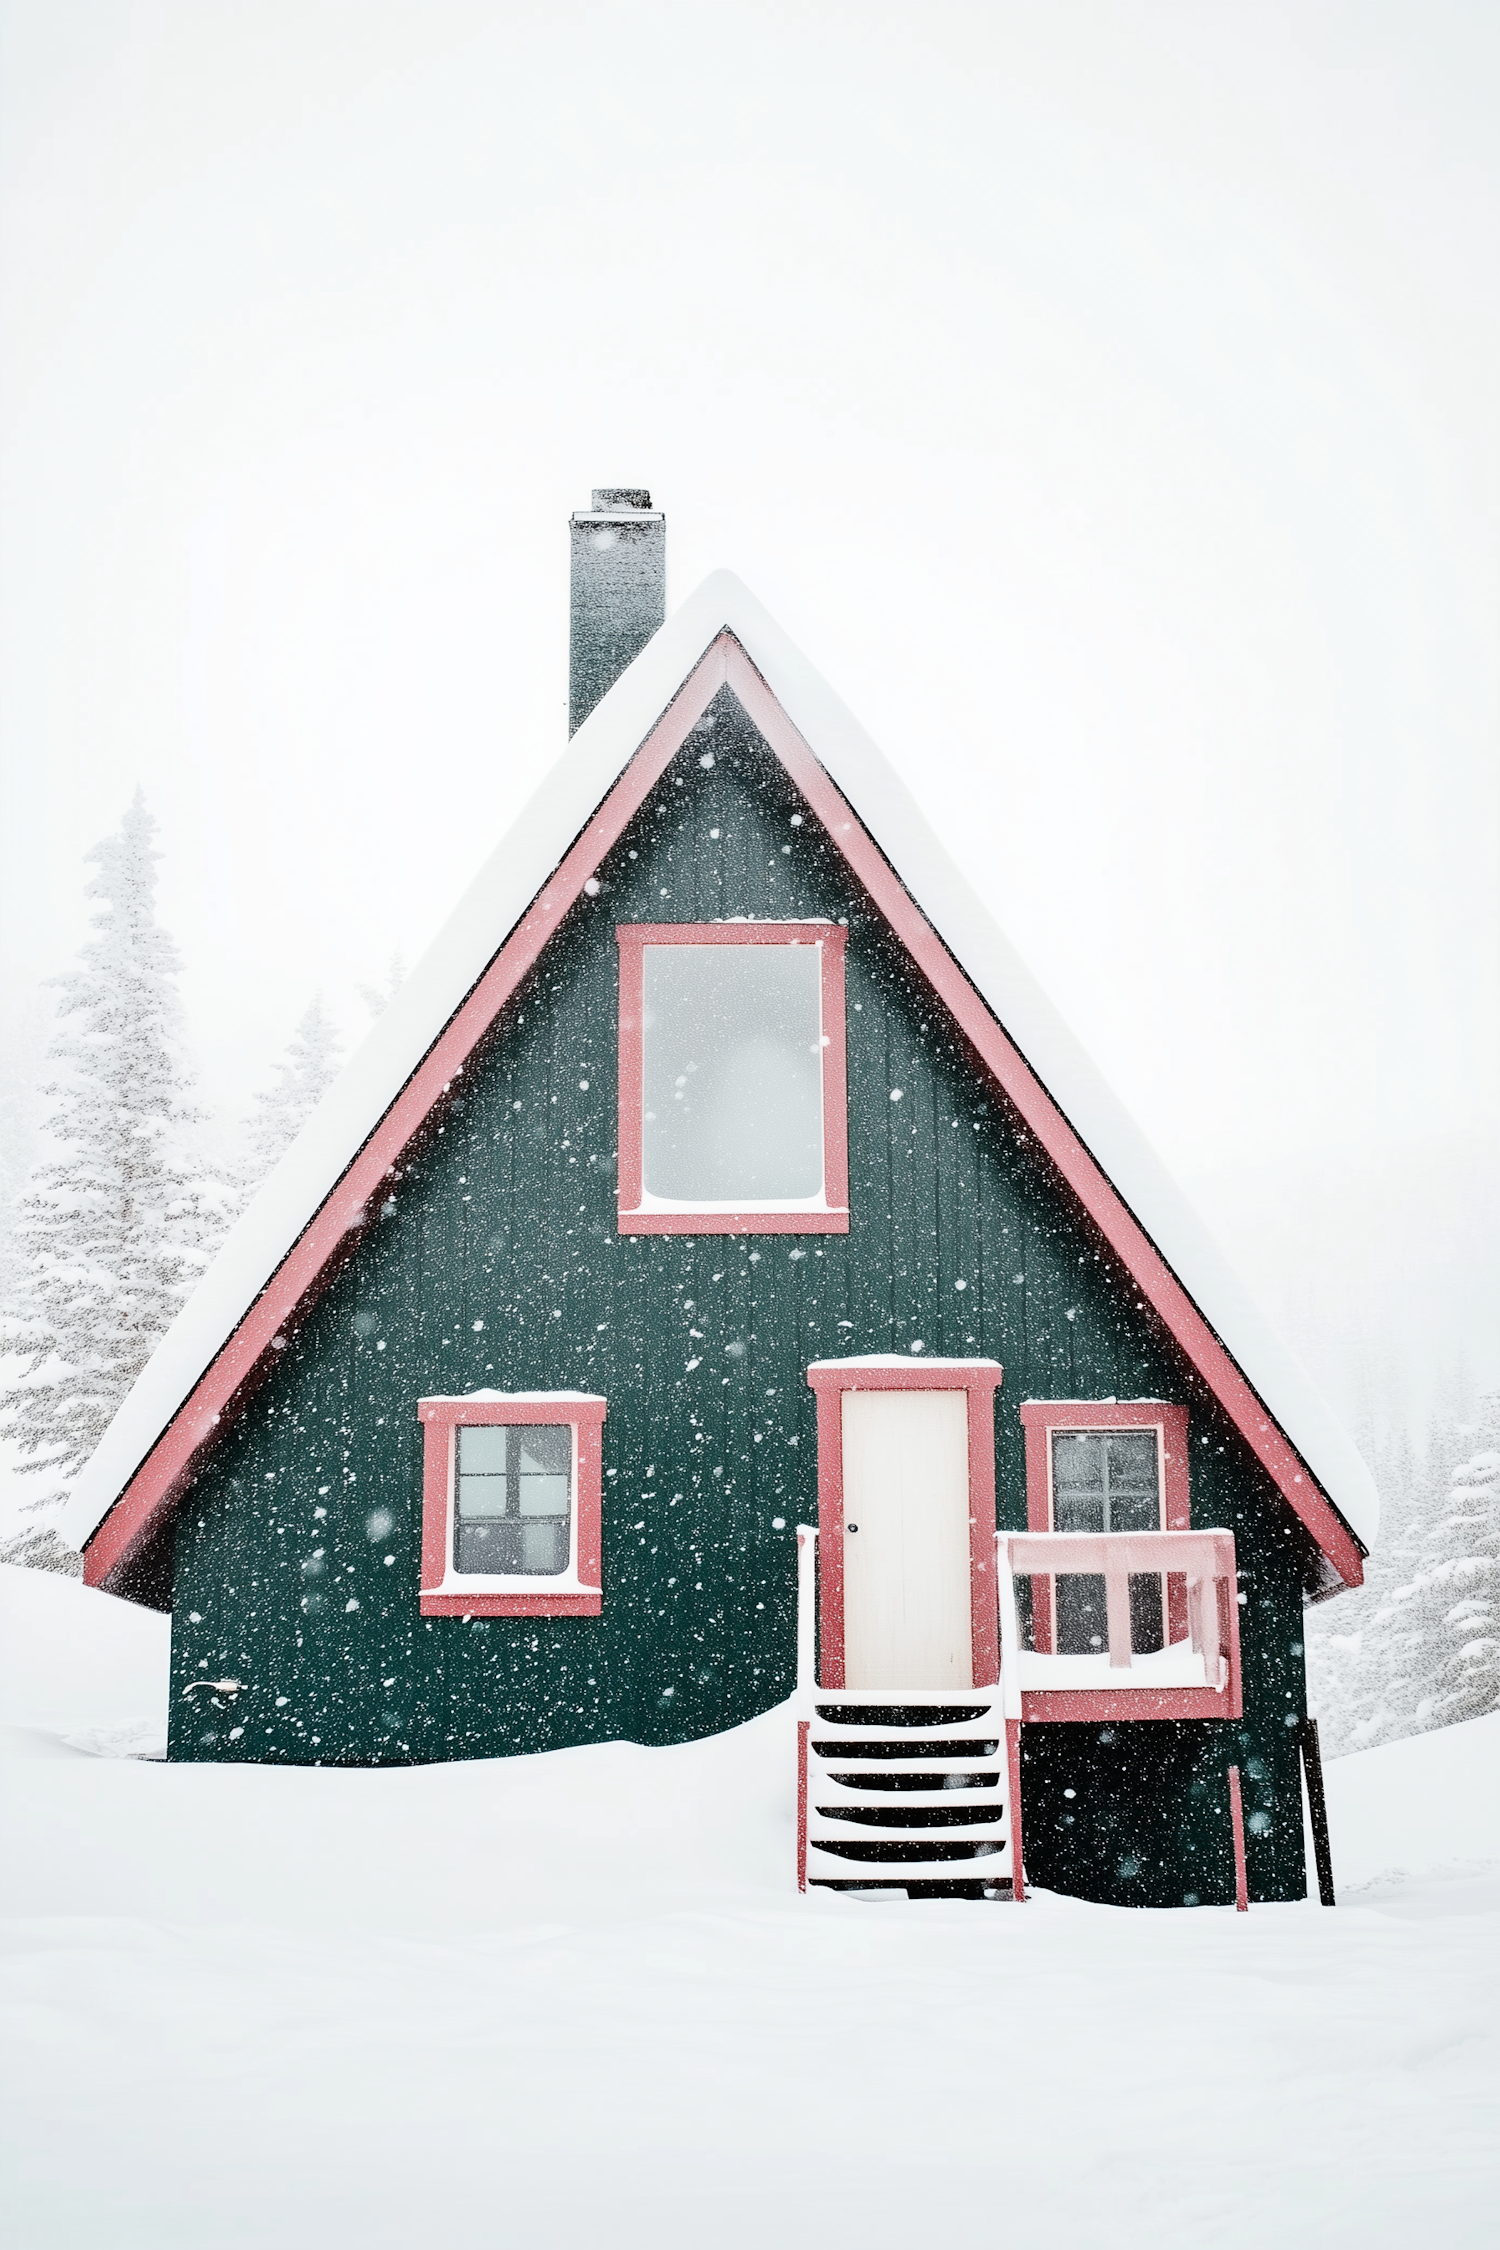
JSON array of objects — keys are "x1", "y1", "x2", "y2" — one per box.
[
  {"x1": 1051, "y1": 1429, "x2": 1165, "y2": 1654},
  {"x1": 454, "y1": 1424, "x2": 573, "y2": 1577}
]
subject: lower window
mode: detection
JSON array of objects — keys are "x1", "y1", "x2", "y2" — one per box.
[
  {"x1": 1008, "y1": 1399, "x2": 1242, "y2": 1720},
  {"x1": 418, "y1": 1392, "x2": 606, "y2": 1616},
  {"x1": 1018, "y1": 1399, "x2": 1191, "y2": 1658},
  {"x1": 455, "y1": 1423, "x2": 572, "y2": 1576},
  {"x1": 1050, "y1": 1428, "x2": 1164, "y2": 1652}
]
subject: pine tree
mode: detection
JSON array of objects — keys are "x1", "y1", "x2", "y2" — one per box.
[
  {"x1": 0, "y1": 792, "x2": 232, "y2": 1516},
  {"x1": 1309, "y1": 1377, "x2": 1500, "y2": 1752},
  {"x1": 241, "y1": 994, "x2": 343, "y2": 1186},
  {"x1": 1398, "y1": 1392, "x2": 1500, "y2": 1732},
  {"x1": 0, "y1": 999, "x2": 50, "y2": 1312},
  {"x1": 357, "y1": 948, "x2": 406, "y2": 1022},
  {"x1": 1306, "y1": 1414, "x2": 1424, "y2": 1753}
]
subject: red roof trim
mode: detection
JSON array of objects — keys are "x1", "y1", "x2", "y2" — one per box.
[{"x1": 84, "y1": 629, "x2": 1362, "y2": 1594}]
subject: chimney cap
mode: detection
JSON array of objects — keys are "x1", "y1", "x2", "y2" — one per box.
[
  {"x1": 589, "y1": 487, "x2": 654, "y2": 513},
  {"x1": 568, "y1": 485, "x2": 666, "y2": 733}
]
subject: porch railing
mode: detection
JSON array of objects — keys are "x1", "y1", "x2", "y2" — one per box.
[
  {"x1": 795, "y1": 1522, "x2": 1241, "y2": 1712},
  {"x1": 999, "y1": 1528, "x2": 1242, "y2": 1719}
]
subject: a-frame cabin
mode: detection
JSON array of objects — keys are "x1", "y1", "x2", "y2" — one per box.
[{"x1": 65, "y1": 491, "x2": 1375, "y2": 1907}]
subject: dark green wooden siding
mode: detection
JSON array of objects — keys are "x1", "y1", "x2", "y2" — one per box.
[{"x1": 169, "y1": 687, "x2": 1318, "y2": 1905}]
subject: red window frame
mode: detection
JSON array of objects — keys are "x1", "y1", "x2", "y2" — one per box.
[
  {"x1": 615, "y1": 921, "x2": 849, "y2": 1234},
  {"x1": 1018, "y1": 1397, "x2": 1192, "y2": 1656},
  {"x1": 417, "y1": 1393, "x2": 606, "y2": 1617},
  {"x1": 806, "y1": 1358, "x2": 1005, "y2": 1689}
]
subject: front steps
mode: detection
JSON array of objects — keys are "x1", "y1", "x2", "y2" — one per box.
[{"x1": 801, "y1": 1690, "x2": 1018, "y2": 1900}]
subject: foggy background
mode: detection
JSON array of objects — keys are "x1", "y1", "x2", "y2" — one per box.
[{"x1": 2, "y1": 0, "x2": 1496, "y2": 1449}]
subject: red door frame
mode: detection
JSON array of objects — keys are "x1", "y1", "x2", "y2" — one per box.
[{"x1": 806, "y1": 1359, "x2": 1004, "y2": 1688}]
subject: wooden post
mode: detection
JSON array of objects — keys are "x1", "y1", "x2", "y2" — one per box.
[
  {"x1": 796, "y1": 1719, "x2": 810, "y2": 1894},
  {"x1": 1006, "y1": 1717, "x2": 1027, "y2": 1902},
  {"x1": 795, "y1": 1526, "x2": 818, "y2": 1694},
  {"x1": 996, "y1": 1537, "x2": 1028, "y2": 1903},
  {"x1": 1300, "y1": 1717, "x2": 1336, "y2": 1905},
  {"x1": 1228, "y1": 1765, "x2": 1249, "y2": 1911}
]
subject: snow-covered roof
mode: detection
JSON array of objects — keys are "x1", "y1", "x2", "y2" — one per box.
[{"x1": 64, "y1": 570, "x2": 1378, "y2": 1576}]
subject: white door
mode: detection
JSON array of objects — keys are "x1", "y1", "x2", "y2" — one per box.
[{"x1": 840, "y1": 1389, "x2": 974, "y2": 1690}]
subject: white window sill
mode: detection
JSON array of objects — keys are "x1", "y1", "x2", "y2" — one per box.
[
  {"x1": 629, "y1": 1192, "x2": 838, "y2": 1215},
  {"x1": 426, "y1": 1572, "x2": 602, "y2": 1599}
]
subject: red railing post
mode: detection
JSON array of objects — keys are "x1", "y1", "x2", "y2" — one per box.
[{"x1": 1228, "y1": 1764, "x2": 1249, "y2": 1911}]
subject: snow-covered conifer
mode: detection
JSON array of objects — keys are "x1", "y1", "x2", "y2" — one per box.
[
  {"x1": 241, "y1": 994, "x2": 343, "y2": 1184},
  {"x1": 357, "y1": 948, "x2": 406, "y2": 1022},
  {"x1": 0, "y1": 793, "x2": 232, "y2": 1516},
  {"x1": 1310, "y1": 1381, "x2": 1500, "y2": 1751},
  {"x1": 1396, "y1": 1394, "x2": 1500, "y2": 1732},
  {"x1": 1306, "y1": 1417, "x2": 1423, "y2": 1752}
]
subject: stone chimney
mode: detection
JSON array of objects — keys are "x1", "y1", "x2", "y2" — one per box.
[{"x1": 568, "y1": 488, "x2": 665, "y2": 735}]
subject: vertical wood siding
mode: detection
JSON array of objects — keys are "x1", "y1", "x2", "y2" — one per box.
[{"x1": 170, "y1": 690, "x2": 1316, "y2": 1904}]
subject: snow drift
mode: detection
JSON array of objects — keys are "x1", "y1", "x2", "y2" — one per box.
[{"x1": 2, "y1": 1566, "x2": 1495, "y2": 2250}]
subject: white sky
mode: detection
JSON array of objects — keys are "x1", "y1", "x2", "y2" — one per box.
[{"x1": 1, "y1": 1, "x2": 1497, "y2": 1386}]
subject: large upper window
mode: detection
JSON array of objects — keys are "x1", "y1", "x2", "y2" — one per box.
[
  {"x1": 615, "y1": 922, "x2": 848, "y2": 1234},
  {"x1": 417, "y1": 1392, "x2": 605, "y2": 1617}
]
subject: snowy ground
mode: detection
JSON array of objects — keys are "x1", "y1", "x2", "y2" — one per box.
[{"x1": 2, "y1": 1566, "x2": 1497, "y2": 2249}]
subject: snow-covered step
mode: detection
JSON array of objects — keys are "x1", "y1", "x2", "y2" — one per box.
[{"x1": 801, "y1": 1692, "x2": 1016, "y2": 1898}]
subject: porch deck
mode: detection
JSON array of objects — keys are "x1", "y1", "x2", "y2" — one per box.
[{"x1": 794, "y1": 1523, "x2": 1243, "y2": 1898}]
